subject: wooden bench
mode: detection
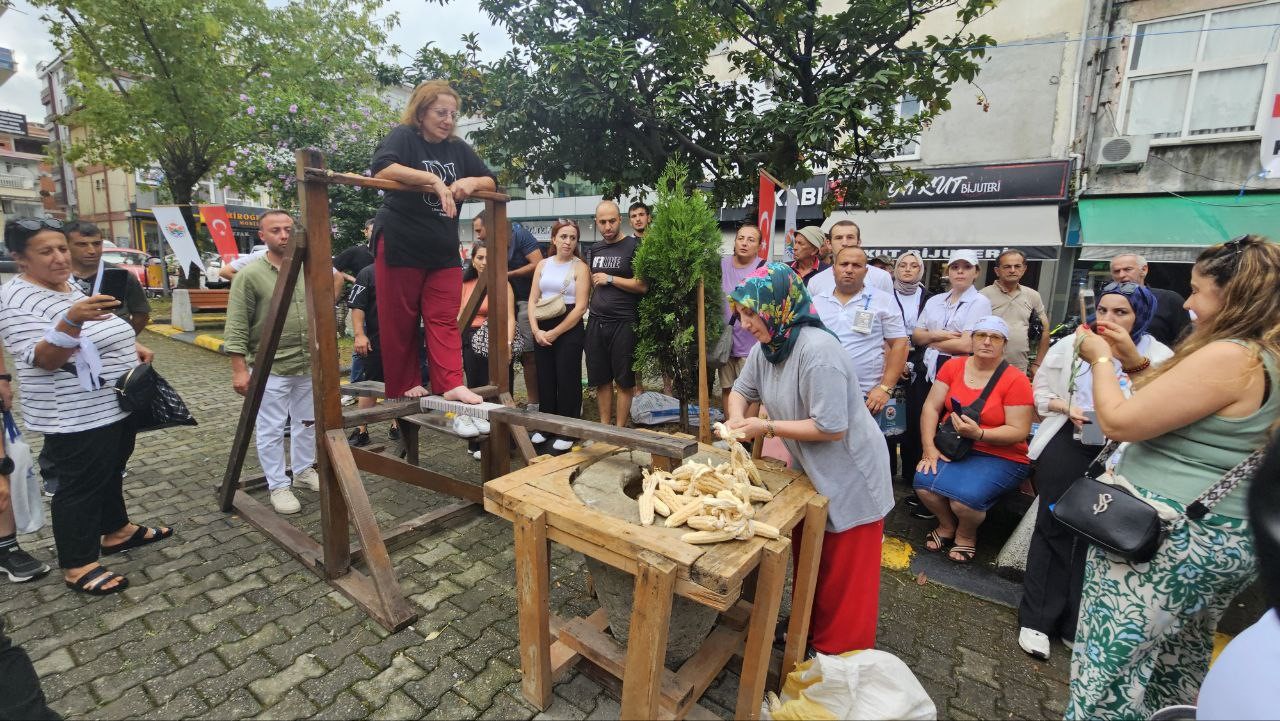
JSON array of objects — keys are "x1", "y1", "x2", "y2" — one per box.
[{"x1": 171, "y1": 288, "x2": 231, "y2": 331}]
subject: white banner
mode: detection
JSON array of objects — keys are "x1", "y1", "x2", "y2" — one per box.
[
  {"x1": 782, "y1": 188, "x2": 798, "y2": 261},
  {"x1": 152, "y1": 205, "x2": 203, "y2": 274},
  {"x1": 1262, "y1": 59, "x2": 1280, "y2": 177}
]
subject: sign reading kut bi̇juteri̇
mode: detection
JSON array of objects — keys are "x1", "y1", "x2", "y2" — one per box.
[{"x1": 886, "y1": 160, "x2": 1071, "y2": 206}]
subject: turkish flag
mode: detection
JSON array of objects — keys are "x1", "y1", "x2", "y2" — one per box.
[
  {"x1": 200, "y1": 205, "x2": 240, "y2": 262},
  {"x1": 757, "y1": 173, "x2": 775, "y2": 260}
]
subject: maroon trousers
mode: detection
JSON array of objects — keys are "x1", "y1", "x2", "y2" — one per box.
[
  {"x1": 794, "y1": 517, "x2": 884, "y2": 654},
  {"x1": 374, "y1": 237, "x2": 465, "y2": 398}
]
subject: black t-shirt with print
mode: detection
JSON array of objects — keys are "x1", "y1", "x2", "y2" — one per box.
[
  {"x1": 585, "y1": 235, "x2": 642, "y2": 322},
  {"x1": 370, "y1": 124, "x2": 496, "y2": 269},
  {"x1": 347, "y1": 265, "x2": 379, "y2": 341}
]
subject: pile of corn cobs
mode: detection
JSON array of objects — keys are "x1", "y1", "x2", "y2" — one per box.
[{"x1": 637, "y1": 422, "x2": 781, "y2": 544}]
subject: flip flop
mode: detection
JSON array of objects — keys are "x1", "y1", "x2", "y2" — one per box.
[
  {"x1": 65, "y1": 565, "x2": 129, "y2": 596},
  {"x1": 948, "y1": 544, "x2": 977, "y2": 564},
  {"x1": 101, "y1": 524, "x2": 173, "y2": 557},
  {"x1": 924, "y1": 530, "x2": 953, "y2": 553}
]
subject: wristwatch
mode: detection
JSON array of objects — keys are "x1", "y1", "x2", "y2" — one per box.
[
  {"x1": 606, "y1": 275, "x2": 614, "y2": 285},
  {"x1": 0, "y1": 456, "x2": 13, "y2": 476},
  {"x1": 876, "y1": 384, "x2": 893, "y2": 395}
]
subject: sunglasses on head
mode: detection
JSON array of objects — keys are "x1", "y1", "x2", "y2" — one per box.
[
  {"x1": 1222, "y1": 235, "x2": 1248, "y2": 257},
  {"x1": 1101, "y1": 281, "x2": 1139, "y2": 294},
  {"x1": 9, "y1": 217, "x2": 65, "y2": 231}
]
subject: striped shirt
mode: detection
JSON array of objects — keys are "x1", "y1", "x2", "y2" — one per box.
[{"x1": 0, "y1": 277, "x2": 137, "y2": 434}]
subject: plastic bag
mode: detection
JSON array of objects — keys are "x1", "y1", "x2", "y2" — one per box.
[
  {"x1": 3, "y1": 411, "x2": 44, "y2": 535},
  {"x1": 761, "y1": 650, "x2": 936, "y2": 721},
  {"x1": 628, "y1": 391, "x2": 724, "y2": 426}
]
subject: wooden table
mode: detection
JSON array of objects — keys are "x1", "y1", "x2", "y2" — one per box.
[{"x1": 484, "y1": 441, "x2": 828, "y2": 720}]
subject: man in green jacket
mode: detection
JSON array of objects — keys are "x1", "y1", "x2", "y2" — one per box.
[{"x1": 223, "y1": 210, "x2": 317, "y2": 515}]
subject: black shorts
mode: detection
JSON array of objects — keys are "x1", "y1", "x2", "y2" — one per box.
[
  {"x1": 585, "y1": 317, "x2": 637, "y2": 389},
  {"x1": 353, "y1": 337, "x2": 385, "y2": 383}
]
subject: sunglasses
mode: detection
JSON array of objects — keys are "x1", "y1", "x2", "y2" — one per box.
[
  {"x1": 1101, "y1": 281, "x2": 1139, "y2": 294},
  {"x1": 972, "y1": 331, "x2": 1006, "y2": 343},
  {"x1": 1222, "y1": 235, "x2": 1248, "y2": 257},
  {"x1": 8, "y1": 217, "x2": 65, "y2": 231}
]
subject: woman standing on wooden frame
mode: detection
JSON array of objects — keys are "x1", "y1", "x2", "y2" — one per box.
[{"x1": 370, "y1": 80, "x2": 497, "y2": 403}]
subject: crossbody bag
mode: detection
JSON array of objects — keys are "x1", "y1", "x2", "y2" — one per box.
[{"x1": 933, "y1": 360, "x2": 1008, "y2": 461}]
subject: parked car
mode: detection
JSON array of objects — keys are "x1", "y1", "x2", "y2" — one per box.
[{"x1": 101, "y1": 247, "x2": 152, "y2": 287}]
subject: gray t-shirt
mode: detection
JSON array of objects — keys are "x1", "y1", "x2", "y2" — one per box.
[{"x1": 732, "y1": 326, "x2": 894, "y2": 532}]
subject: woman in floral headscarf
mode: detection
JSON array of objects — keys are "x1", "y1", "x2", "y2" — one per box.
[{"x1": 725, "y1": 262, "x2": 893, "y2": 653}]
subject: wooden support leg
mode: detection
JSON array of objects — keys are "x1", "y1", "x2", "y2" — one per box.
[
  {"x1": 400, "y1": 421, "x2": 419, "y2": 466},
  {"x1": 782, "y1": 497, "x2": 828, "y2": 681},
  {"x1": 514, "y1": 503, "x2": 553, "y2": 710},
  {"x1": 620, "y1": 551, "x2": 677, "y2": 720},
  {"x1": 735, "y1": 539, "x2": 789, "y2": 721}
]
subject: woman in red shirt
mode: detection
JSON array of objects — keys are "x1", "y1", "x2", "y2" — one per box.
[{"x1": 914, "y1": 315, "x2": 1034, "y2": 563}]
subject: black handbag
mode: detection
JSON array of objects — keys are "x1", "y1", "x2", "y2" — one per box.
[
  {"x1": 131, "y1": 372, "x2": 197, "y2": 432},
  {"x1": 934, "y1": 360, "x2": 1008, "y2": 461},
  {"x1": 113, "y1": 362, "x2": 160, "y2": 412},
  {"x1": 1052, "y1": 441, "x2": 1264, "y2": 563}
]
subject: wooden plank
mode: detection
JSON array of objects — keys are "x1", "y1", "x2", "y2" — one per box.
[
  {"x1": 349, "y1": 501, "x2": 478, "y2": 566},
  {"x1": 340, "y1": 380, "x2": 387, "y2": 398},
  {"x1": 621, "y1": 550, "x2": 679, "y2": 720},
  {"x1": 514, "y1": 503, "x2": 553, "y2": 710},
  {"x1": 487, "y1": 407, "x2": 698, "y2": 459},
  {"x1": 673, "y1": 623, "x2": 749, "y2": 718},
  {"x1": 734, "y1": 539, "x2": 789, "y2": 721},
  {"x1": 341, "y1": 399, "x2": 420, "y2": 427},
  {"x1": 457, "y1": 272, "x2": 487, "y2": 333},
  {"x1": 547, "y1": 609, "x2": 608, "y2": 680},
  {"x1": 556, "y1": 614, "x2": 694, "y2": 713},
  {"x1": 300, "y1": 167, "x2": 510, "y2": 202},
  {"x1": 350, "y1": 446, "x2": 484, "y2": 503},
  {"x1": 402, "y1": 412, "x2": 488, "y2": 439},
  {"x1": 484, "y1": 200, "x2": 513, "y2": 481},
  {"x1": 483, "y1": 442, "x2": 620, "y2": 502},
  {"x1": 324, "y1": 430, "x2": 415, "y2": 624},
  {"x1": 231, "y1": 491, "x2": 415, "y2": 632},
  {"x1": 400, "y1": 421, "x2": 419, "y2": 466},
  {"x1": 782, "y1": 496, "x2": 827, "y2": 681},
  {"x1": 696, "y1": 280, "x2": 711, "y2": 445},
  {"x1": 501, "y1": 392, "x2": 538, "y2": 463},
  {"x1": 217, "y1": 226, "x2": 307, "y2": 511}
]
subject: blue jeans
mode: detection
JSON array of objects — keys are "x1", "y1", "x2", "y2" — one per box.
[
  {"x1": 913, "y1": 450, "x2": 1030, "y2": 511},
  {"x1": 349, "y1": 352, "x2": 365, "y2": 382}
]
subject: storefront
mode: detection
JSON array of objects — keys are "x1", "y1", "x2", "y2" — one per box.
[{"x1": 130, "y1": 203, "x2": 269, "y2": 257}]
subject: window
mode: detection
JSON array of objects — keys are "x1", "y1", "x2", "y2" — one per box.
[
  {"x1": 1122, "y1": 2, "x2": 1280, "y2": 140},
  {"x1": 878, "y1": 95, "x2": 922, "y2": 161}
]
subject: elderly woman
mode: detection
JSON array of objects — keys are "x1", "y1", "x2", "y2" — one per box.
[
  {"x1": 914, "y1": 315, "x2": 1034, "y2": 564},
  {"x1": 725, "y1": 263, "x2": 892, "y2": 653},
  {"x1": 370, "y1": 79, "x2": 497, "y2": 403},
  {"x1": 0, "y1": 218, "x2": 171, "y2": 595},
  {"x1": 1017, "y1": 283, "x2": 1173, "y2": 660},
  {"x1": 1067, "y1": 236, "x2": 1280, "y2": 720}
]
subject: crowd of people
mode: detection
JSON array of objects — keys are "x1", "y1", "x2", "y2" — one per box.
[{"x1": 1, "y1": 76, "x2": 1277, "y2": 720}]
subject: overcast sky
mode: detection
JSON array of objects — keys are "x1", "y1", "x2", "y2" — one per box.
[{"x1": 0, "y1": 0, "x2": 512, "y2": 122}]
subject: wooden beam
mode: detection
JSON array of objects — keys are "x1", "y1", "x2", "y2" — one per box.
[
  {"x1": 349, "y1": 446, "x2": 484, "y2": 503},
  {"x1": 781, "y1": 497, "x2": 827, "y2": 681},
  {"x1": 734, "y1": 539, "x2": 789, "y2": 720},
  {"x1": 341, "y1": 399, "x2": 420, "y2": 428},
  {"x1": 349, "y1": 501, "x2": 478, "y2": 566},
  {"x1": 300, "y1": 167, "x2": 510, "y2": 202},
  {"x1": 620, "y1": 550, "x2": 678, "y2": 720},
  {"x1": 482, "y1": 199, "x2": 513, "y2": 481},
  {"x1": 696, "y1": 280, "x2": 711, "y2": 444},
  {"x1": 514, "y1": 504, "x2": 553, "y2": 710},
  {"x1": 500, "y1": 392, "x2": 538, "y2": 463},
  {"x1": 557, "y1": 614, "x2": 694, "y2": 713},
  {"x1": 486, "y1": 407, "x2": 698, "y2": 459},
  {"x1": 457, "y1": 272, "x2": 487, "y2": 333},
  {"x1": 217, "y1": 229, "x2": 307, "y2": 511}
]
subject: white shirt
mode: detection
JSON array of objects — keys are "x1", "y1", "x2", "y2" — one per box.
[
  {"x1": 893, "y1": 286, "x2": 925, "y2": 330},
  {"x1": 229, "y1": 245, "x2": 269, "y2": 272},
  {"x1": 808, "y1": 263, "x2": 893, "y2": 298},
  {"x1": 914, "y1": 284, "x2": 992, "y2": 381},
  {"x1": 1197, "y1": 610, "x2": 1280, "y2": 720},
  {"x1": 813, "y1": 286, "x2": 907, "y2": 394}
]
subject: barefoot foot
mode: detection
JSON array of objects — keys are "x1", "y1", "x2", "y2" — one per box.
[
  {"x1": 403, "y1": 385, "x2": 430, "y2": 399},
  {"x1": 442, "y1": 385, "x2": 483, "y2": 404}
]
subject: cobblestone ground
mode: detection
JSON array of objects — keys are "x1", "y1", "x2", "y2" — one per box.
[{"x1": 0, "y1": 335, "x2": 1069, "y2": 719}]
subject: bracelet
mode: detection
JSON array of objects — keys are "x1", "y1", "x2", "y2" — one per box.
[
  {"x1": 60, "y1": 311, "x2": 83, "y2": 329},
  {"x1": 979, "y1": 428, "x2": 985, "y2": 441},
  {"x1": 0, "y1": 373, "x2": 11, "y2": 382},
  {"x1": 1122, "y1": 356, "x2": 1151, "y2": 374},
  {"x1": 1090, "y1": 356, "x2": 1113, "y2": 369},
  {"x1": 765, "y1": 419, "x2": 776, "y2": 438}
]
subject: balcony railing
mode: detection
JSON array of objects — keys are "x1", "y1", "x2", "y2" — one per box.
[{"x1": 0, "y1": 173, "x2": 35, "y2": 190}]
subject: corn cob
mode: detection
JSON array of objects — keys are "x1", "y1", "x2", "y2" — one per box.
[{"x1": 682, "y1": 529, "x2": 738, "y2": 544}]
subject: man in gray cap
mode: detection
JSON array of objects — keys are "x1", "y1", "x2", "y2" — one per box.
[{"x1": 788, "y1": 226, "x2": 829, "y2": 285}]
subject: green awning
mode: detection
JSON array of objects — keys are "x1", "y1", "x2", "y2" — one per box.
[{"x1": 1077, "y1": 195, "x2": 1279, "y2": 262}]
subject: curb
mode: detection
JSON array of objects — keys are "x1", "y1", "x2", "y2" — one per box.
[{"x1": 144, "y1": 324, "x2": 226, "y2": 354}]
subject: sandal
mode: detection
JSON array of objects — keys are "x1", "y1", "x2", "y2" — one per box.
[
  {"x1": 948, "y1": 544, "x2": 977, "y2": 564},
  {"x1": 65, "y1": 565, "x2": 130, "y2": 596},
  {"x1": 924, "y1": 530, "x2": 954, "y2": 553},
  {"x1": 101, "y1": 524, "x2": 173, "y2": 557}
]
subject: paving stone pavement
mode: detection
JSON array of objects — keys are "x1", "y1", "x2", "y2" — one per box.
[{"x1": 1, "y1": 334, "x2": 1070, "y2": 719}]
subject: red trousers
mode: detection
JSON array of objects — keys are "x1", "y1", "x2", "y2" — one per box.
[
  {"x1": 793, "y1": 517, "x2": 883, "y2": 654},
  {"x1": 374, "y1": 238, "x2": 465, "y2": 398}
]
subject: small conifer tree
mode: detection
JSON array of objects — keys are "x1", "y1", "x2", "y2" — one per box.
[{"x1": 634, "y1": 160, "x2": 725, "y2": 429}]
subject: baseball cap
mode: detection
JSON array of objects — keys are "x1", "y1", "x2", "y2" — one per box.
[
  {"x1": 794, "y1": 226, "x2": 826, "y2": 250},
  {"x1": 967, "y1": 315, "x2": 1010, "y2": 338},
  {"x1": 947, "y1": 248, "x2": 980, "y2": 267}
]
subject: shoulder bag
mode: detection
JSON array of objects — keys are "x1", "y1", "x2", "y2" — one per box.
[
  {"x1": 933, "y1": 360, "x2": 1008, "y2": 461},
  {"x1": 533, "y1": 260, "x2": 574, "y2": 321},
  {"x1": 60, "y1": 361, "x2": 197, "y2": 433},
  {"x1": 1051, "y1": 441, "x2": 1264, "y2": 563},
  {"x1": 470, "y1": 321, "x2": 528, "y2": 358}
]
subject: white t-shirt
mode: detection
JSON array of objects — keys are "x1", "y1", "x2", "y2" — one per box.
[
  {"x1": 807, "y1": 263, "x2": 893, "y2": 298},
  {"x1": 229, "y1": 245, "x2": 269, "y2": 272},
  {"x1": 1196, "y1": 610, "x2": 1280, "y2": 719},
  {"x1": 0, "y1": 277, "x2": 137, "y2": 433},
  {"x1": 812, "y1": 286, "x2": 907, "y2": 394},
  {"x1": 914, "y1": 285, "x2": 992, "y2": 381}
]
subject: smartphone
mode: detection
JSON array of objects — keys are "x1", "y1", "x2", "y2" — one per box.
[
  {"x1": 949, "y1": 398, "x2": 964, "y2": 416},
  {"x1": 96, "y1": 267, "x2": 130, "y2": 302},
  {"x1": 1080, "y1": 409, "x2": 1106, "y2": 445},
  {"x1": 1078, "y1": 287, "x2": 1096, "y2": 331}
]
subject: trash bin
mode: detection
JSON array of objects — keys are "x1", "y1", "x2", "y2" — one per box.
[{"x1": 146, "y1": 257, "x2": 165, "y2": 290}]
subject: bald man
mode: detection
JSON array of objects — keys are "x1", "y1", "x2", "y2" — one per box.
[{"x1": 585, "y1": 200, "x2": 648, "y2": 427}]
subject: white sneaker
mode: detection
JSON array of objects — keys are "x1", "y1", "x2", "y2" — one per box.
[
  {"x1": 270, "y1": 488, "x2": 301, "y2": 515},
  {"x1": 340, "y1": 395, "x2": 357, "y2": 406},
  {"x1": 295, "y1": 467, "x2": 320, "y2": 491},
  {"x1": 526, "y1": 403, "x2": 539, "y2": 412},
  {"x1": 530, "y1": 432, "x2": 547, "y2": 444},
  {"x1": 473, "y1": 418, "x2": 491, "y2": 434},
  {"x1": 552, "y1": 439, "x2": 574, "y2": 451},
  {"x1": 471, "y1": 450, "x2": 481, "y2": 460},
  {"x1": 1018, "y1": 627, "x2": 1051, "y2": 660},
  {"x1": 451, "y1": 415, "x2": 480, "y2": 438}
]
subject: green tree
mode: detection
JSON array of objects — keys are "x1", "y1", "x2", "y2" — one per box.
[
  {"x1": 633, "y1": 159, "x2": 723, "y2": 429},
  {"x1": 34, "y1": 0, "x2": 393, "y2": 273},
  {"x1": 409, "y1": 0, "x2": 996, "y2": 207}
]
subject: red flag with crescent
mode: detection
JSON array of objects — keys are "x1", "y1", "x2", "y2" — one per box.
[
  {"x1": 200, "y1": 205, "x2": 240, "y2": 262},
  {"x1": 757, "y1": 172, "x2": 775, "y2": 260}
]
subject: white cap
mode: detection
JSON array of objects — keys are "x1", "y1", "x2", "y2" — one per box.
[
  {"x1": 967, "y1": 315, "x2": 1010, "y2": 338},
  {"x1": 947, "y1": 248, "x2": 980, "y2": 267}
]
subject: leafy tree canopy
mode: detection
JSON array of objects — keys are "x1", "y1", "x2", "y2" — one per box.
[{"x1": 402, "y1": 0, "x2": 997, "y2": 208}]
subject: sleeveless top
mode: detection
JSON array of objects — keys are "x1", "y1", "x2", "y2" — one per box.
[
  {"x1": 1118, "y1": 340, "x2": 1279, "y2": 519},
  {"x1": 538, "y1": 257, "x2": 578, "y2": 305}
]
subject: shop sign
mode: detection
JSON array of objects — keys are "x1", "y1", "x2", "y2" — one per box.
[
  {"x1": 0, "y1": 111, "x2": 28, "y2": 136},
  {"x1": 886, "y1": 161, "x2": 1071, "y2": 206},
  {"x1": 223, "y1": 204, "x2": 269, "y2": 229},
  {"x1": 862, "y1": 246, "x2": 1060, "y2": 262}
]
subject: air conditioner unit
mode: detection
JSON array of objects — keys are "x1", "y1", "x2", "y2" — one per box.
[{"x1": 1096, "y1": 135, "x2": 1151, "y2": 170}]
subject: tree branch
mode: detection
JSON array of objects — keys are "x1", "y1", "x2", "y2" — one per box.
[{"x1": 59, "y1": 8, "x2": 130, "y2": 98}]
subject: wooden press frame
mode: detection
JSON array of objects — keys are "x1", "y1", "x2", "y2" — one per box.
[{"x1": 215, "y1": 149, "x2": 532, "y2": 631}]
